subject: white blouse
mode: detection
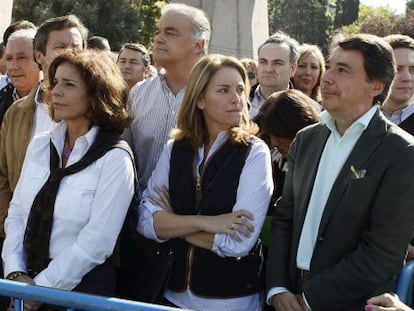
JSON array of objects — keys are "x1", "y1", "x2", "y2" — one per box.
[
  {"x1": 2, "y1": 122, "x2": 135, "y2": 290},
  {"x1": 138, "y1": 131, "x2": 273, "y2": 310}
]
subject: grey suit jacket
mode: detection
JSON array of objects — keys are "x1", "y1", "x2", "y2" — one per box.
[{"x1": 266, "y1": 109, "x2": 414, "y2": 310}]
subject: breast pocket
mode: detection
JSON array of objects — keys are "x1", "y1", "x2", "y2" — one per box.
[
  {"x1": 54, "y1": 173, "x2": 98, "y2": 223},
  {"x1": 17, "y1": 163, "x2": 49, "y2": 207},
  {"x1": 342, "y1": 176, "x2": 378, "y2": 218}
]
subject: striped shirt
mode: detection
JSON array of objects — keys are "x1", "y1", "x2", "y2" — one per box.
[{"x1": 124, "y1": 75, "x2": 186, "y2": 198}]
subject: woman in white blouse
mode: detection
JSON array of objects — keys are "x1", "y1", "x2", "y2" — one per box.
[
  {"x1": 2, "y1": 50, "x2": 135, "y2": 311},
  {"x1": 138, "y1": 54, "x2": 273, "y2": 311}
]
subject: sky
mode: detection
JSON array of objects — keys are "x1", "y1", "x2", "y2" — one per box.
[{"x1": 360, "y1": 0, "x2": 407, "y2": 14}]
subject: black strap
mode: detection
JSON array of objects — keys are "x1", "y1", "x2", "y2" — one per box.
[{"x1": 23, "y1": 129, "x2": 136, "y2": 275}]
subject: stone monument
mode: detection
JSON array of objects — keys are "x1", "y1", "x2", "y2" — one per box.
[
  {"x1": 170, "y1": 0, "x2": 269, "y2": 60},
  {"x1": 0, "y1": 0, "x2": 13, "y2": 41}
]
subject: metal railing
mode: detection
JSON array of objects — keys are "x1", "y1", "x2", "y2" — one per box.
[
  {"x1": 0, "y1": 279, "x2": 182, "y2": 310},
  {"x1": 2, "y1": 261, "x2": 411, "y2": 310},
  {"x1": 396, "y1": 259, "x2": 414, "y2": 305}
]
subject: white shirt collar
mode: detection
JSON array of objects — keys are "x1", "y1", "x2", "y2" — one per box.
[
  {"x1": 319, "y1": 105, "x2": 378, "y2": 136},
  {"x1": 50, "y1": 122, "x2": 99, "y2": 164}
]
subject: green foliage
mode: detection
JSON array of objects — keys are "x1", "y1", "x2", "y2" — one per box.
[
  {"x1": 407, "y1": 0, "x2": 414, "y2": 14},
  {"x1": 12, "y1": 0, "x2": 167, "y2": 51},
  {"x1": 340, "y1": 4, "x2": 414, "y2": 37},
  {"x1": 396, "y1": 11, "x2": 414, "y2": 38}
]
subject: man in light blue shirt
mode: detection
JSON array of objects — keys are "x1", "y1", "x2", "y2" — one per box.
[
  {"x1": 249, "y1": 31, "x2": 299, "y2": 119},
  {"x1": 266, "y1": 34, "x2": 414, "y2": 310}
]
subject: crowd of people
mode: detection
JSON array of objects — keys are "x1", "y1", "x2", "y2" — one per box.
[{"x1": 1, "y1": 2, "x2": 414, "y2": 311}]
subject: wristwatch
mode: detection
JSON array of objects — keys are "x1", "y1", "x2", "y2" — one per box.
[{"x1": 6, "y1": 271, "x2": 27, "y2": 281}]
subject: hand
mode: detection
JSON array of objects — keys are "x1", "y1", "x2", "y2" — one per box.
[
  {"x1": 271, "y1": 291, "x2": 305, "y2": 311},
  {"x1": 23, "y1": 300, "x2": 41, "y2": 311},
  {"x1": 366, "y1": 293, "x2": 413, "y2": 311},
  {"x1": 14, "y1": 274, "x2": 35, "y2": 285},
  {"x1": 203, "y1": 210, "x2": 254, "y2": 242},
  {"x1": 406, "y1": 244, "x2": 414, "y2": 260}
]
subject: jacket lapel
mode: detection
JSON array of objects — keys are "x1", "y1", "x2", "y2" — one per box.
[
  {"x1": 317, "y1": 110, "x2": 386, "y2": 236},
  {"x1": 294, "y1": 125, "x2": 330, "y2": 238}
]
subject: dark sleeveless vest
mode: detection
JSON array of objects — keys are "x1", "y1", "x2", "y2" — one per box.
[{"x1": 166, "y1": 137, "x2": 264, "y2": 298}]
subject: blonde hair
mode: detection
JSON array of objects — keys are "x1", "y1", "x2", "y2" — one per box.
[
  {"x1": 295, "y1": 44, "x2": 325, "y2": 102},
  {"x1": 171, "y1": 54, "x2": 258, "y2": 150}
]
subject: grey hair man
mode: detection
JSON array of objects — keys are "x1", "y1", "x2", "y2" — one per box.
[
  {"x1": 0, "y1": 28, "x2": 42, "y2": 124},
  {"x1": 124, "y1": 3, "x2": 211, "y2": 198}
]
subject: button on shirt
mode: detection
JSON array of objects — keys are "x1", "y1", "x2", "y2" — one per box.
[
  {"x1": 382, "y1": 103, "x2": 414, "y2": 125},
  {"x1": 124, "y1": 75, "x2": 185, "y2": 198},
  {"x1": 138, "y1": 131, "x2": 273, "y2": 311},
  {"x1": 267, "y1": 105, "x2": 378, "y2": 304},
  {"x1": 2, "y1": 122, "x2": 135, "y2": 290}
]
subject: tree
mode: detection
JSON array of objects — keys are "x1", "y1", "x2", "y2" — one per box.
[
  {"x1": 396, "y1": 11, "x2": 414, "y2": 38},
  {"x1": 407, "y1": 0, "x2": 414, "y2": 14},
  {"x1": 341, "y1": 5, "x2": 398, "y2": 36},
  {"x1": 268, "y1": 0, "x2": 333, "y2": 54},
  {"x1": 334, "y1": 0, "x2": 359, "y2": 27},
  {"x1": 11, "y1": 0, "x2": 167, "y2": 51}
]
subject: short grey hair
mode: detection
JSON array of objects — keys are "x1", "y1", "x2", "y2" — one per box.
[
  {"x1": 162, "y1": 3, "x2": 211, "y2": 55},
  {"x1": 7, "y1": 28, "x2": 37, "y2": 45}
]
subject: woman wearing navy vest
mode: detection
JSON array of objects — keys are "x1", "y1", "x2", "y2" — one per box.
[{"x1": 138, "y1": 54, "x2": 273, "y2": 310}]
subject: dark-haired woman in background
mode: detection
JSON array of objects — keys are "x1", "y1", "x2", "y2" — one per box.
[{"x1": 254, "y1": 89, "x2": 319, "y2": 252}]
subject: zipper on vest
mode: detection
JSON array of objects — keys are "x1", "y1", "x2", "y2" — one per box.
[
  {"x1": 186, "y1": 245, "x2": 195, "y2": 289},
  {"x1": 186, "y1": 143, "x2": 224, "y2": 289},
  {"x1": 195, "y1": 177, "x2": 202, "y2": 211}
]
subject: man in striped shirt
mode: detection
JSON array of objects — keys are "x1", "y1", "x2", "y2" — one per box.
[{"x1": 125, "y1": 3, "x2": 211, "y2": 198}]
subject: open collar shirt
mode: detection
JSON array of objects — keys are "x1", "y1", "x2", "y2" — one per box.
[
  {"x1": 124, "y1": 75, "x2": 186, "y2": 199},
  {"x1": 2, "y1": 122, "x2": 135, "y2": 290},
  {"x1": 138, "y1": 131, "x2": 273, "y2": 310}
]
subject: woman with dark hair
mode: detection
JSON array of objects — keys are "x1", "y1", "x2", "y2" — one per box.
[
  {"x1": 254, "y1": 89, "x2": 319, "y2": 251},
  {"x1": 138, "y1": 54, "x2": 273, "y2": 310},
  {"x1": 2, "y1": 49, "x2": 135, "y2": 310}
]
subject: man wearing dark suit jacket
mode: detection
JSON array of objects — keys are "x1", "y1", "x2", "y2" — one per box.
[{"x1": 266, "y1": 34, "x2": 414, "y2": 311}]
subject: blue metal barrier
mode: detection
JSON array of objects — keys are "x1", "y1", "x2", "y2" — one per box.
[
  {"x1": 0, "y1": 279, "x2": 184, "y2": 310},
  {"x1": 396, "y1": 259, "x2": 414, "y2": 305}
]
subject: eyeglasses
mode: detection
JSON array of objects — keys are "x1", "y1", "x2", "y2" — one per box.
[{"x1": 247, "y1": 71, "x2": 256, "y2": 79}]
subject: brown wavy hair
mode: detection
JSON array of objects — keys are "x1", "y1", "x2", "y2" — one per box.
[
  {"x1": 171, "y1": 54, "x2": 258, "y2": 149},
  {"x1": 46, "y1": 49, "x2": 131, "y2": 134}
]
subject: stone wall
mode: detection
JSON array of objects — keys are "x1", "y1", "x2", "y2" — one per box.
[
  {"x1": 0, "y1": 0, "x2": 13, "y2": 42},
  {"x1": 170, "y1": 0, "x2": 269, "y2": 60}
]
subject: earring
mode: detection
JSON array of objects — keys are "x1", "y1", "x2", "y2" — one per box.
[{"x1": 199, "y1": 105, "x2": 204, "y2": 110}]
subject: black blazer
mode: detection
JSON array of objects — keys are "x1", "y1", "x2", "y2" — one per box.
[{"x1": 266, "y1": 110, "x2": 414, "y2": 310}]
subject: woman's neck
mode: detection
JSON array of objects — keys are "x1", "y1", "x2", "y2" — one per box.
[{"x1": 65, "y1": 120, "x2": 91, "y2": 148}]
